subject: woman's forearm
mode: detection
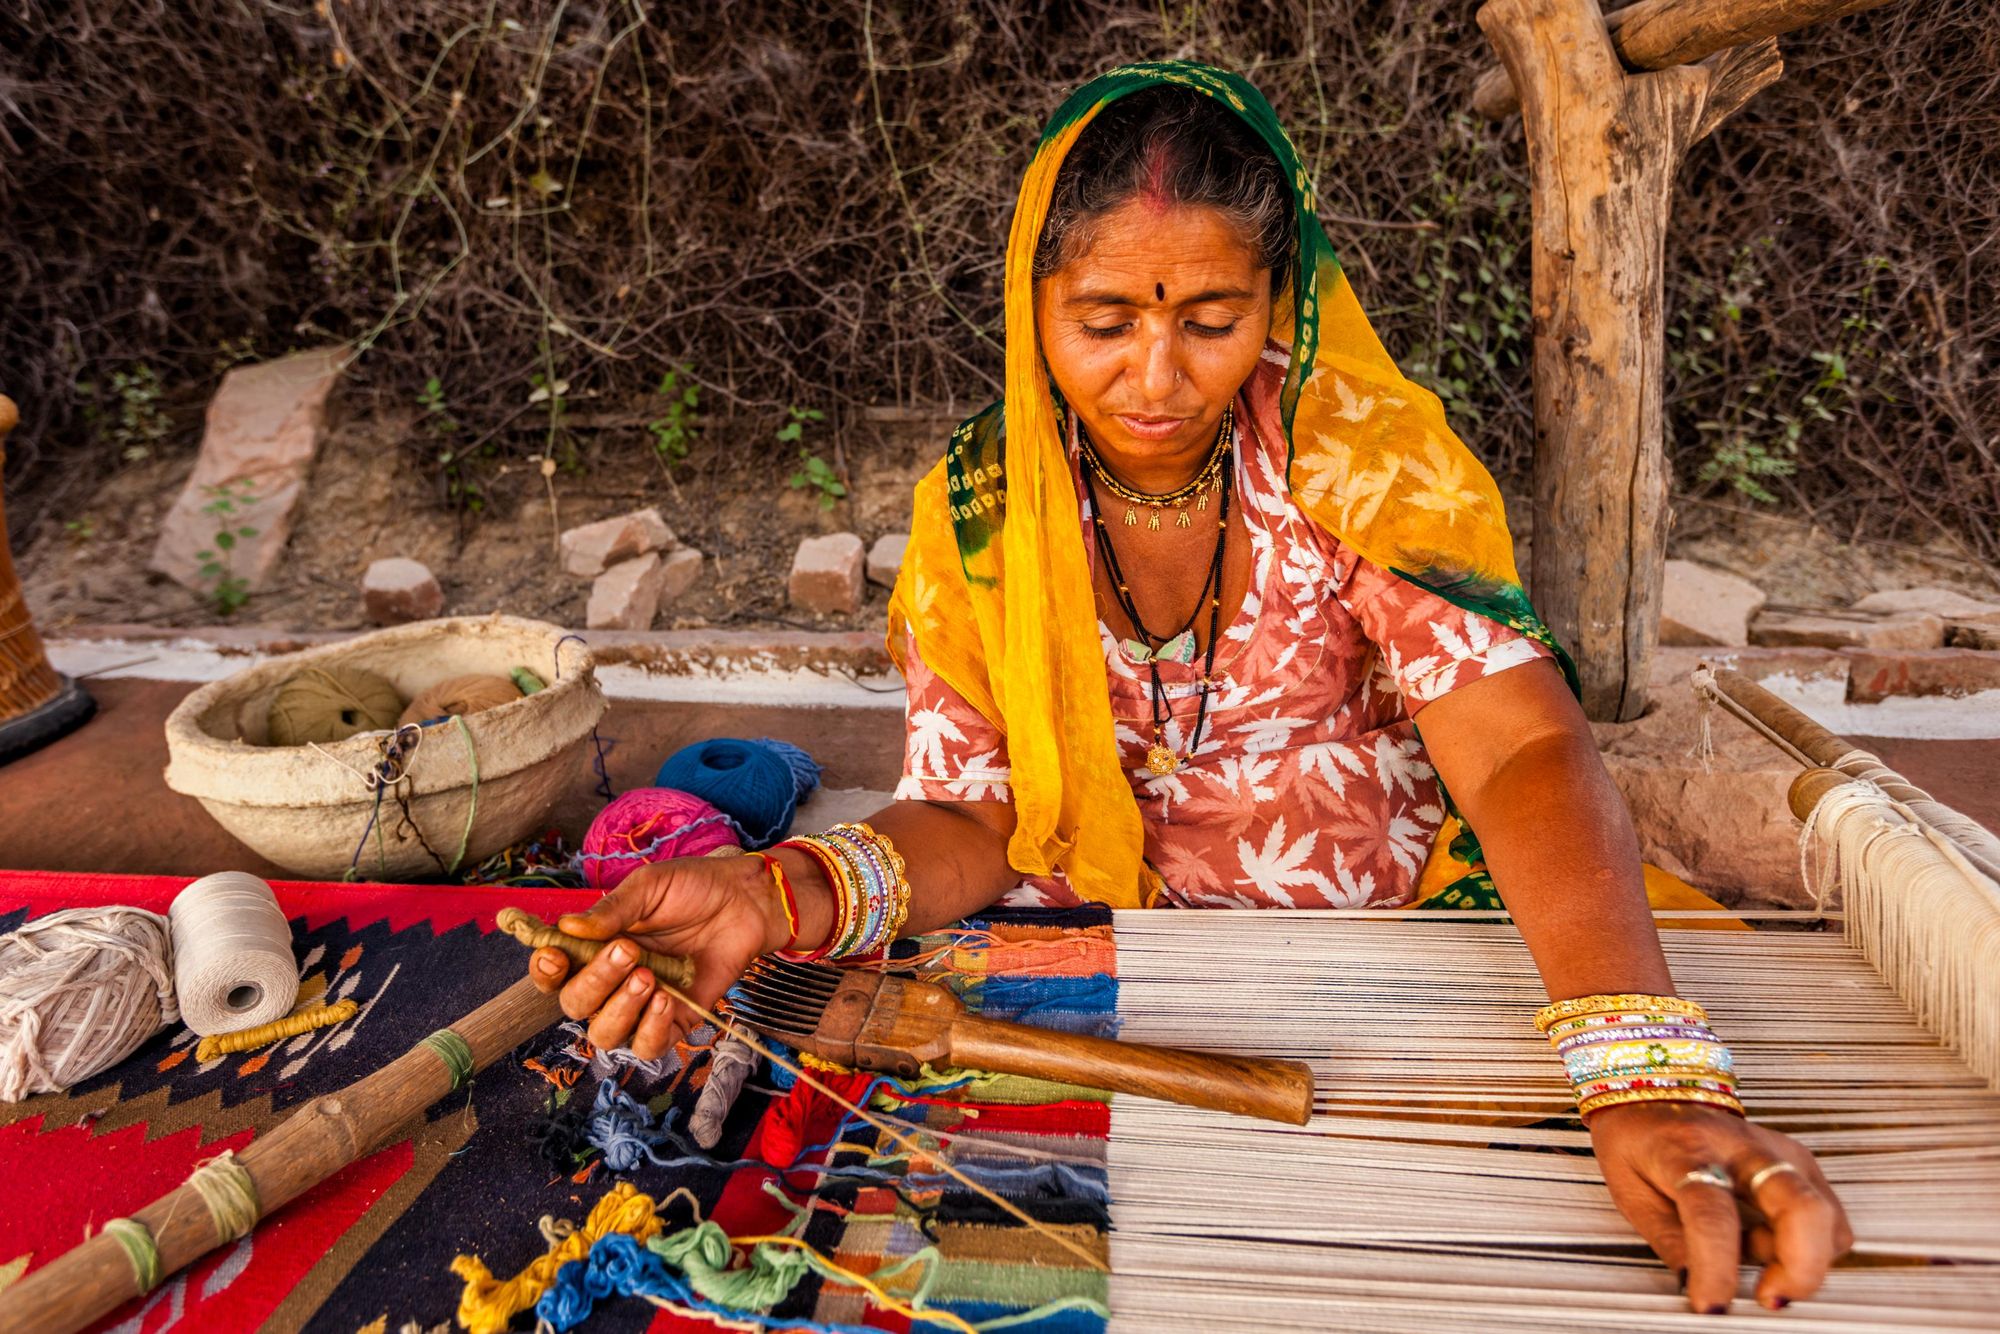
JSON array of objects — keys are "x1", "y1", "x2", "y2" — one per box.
[
  {"x1": 1420, "y1": 660, "x2": 1673, "y2": 1001},
  {"x1": 1458, "y1": 729, "x2": 1673, "y2": 1000},
  {"x1": 769, "y1": 798, "x2": 1019, "y2": 951}
]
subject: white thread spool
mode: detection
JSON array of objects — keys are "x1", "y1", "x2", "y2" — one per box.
[{"x1": 168, "y1": 872, "x2": 301, "y2": 1036}]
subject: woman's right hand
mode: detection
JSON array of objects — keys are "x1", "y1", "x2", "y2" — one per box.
[{"x1": 525, "y1": 852, "x2": 797, "y2": 1060}]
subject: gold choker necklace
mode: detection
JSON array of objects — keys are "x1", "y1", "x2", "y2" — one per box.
[{"x1": 1079, "y1": 404, "x2": 1233, "y2": 530}]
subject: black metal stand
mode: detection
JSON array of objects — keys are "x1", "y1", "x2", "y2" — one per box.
[{"x1": 0, "y1": 674, "x2": 96, "y2": 765}]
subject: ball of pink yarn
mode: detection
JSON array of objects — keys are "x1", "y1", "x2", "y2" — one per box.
[{"x1": 581, "y1": 787, "x2": 741, "y2": 890}]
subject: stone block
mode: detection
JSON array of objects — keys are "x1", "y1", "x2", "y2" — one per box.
[
  {"x1": 560, "y1": 508, "x2": 674, "y2": 578},
  {"x1": 1844, "y1": 648, "x2": 2000, "y2": 704},
  {"x1": 866, "y1": 532, "x2": 909, "y2": 588},
  {"x1": 1749, "y1": 610, "x2": 1944, "y2": 651},
  {"x1": 149, "y1": 348, "x2": 344, "y2": 594},
  {"x1": 1851, "y1": 586, "x2": 2000, "y2": 620},
  {"x1": 361, "y1": 557, "x2": 443, "y2": 625},
  {"x1": 587, "y1": 552, "x2": 671, "y2": 631},
  {"x1": 789, "y1": 533, "x2": 865, "y2": 616},
  {"x1": 1659, "y1": 559, "x2": 1765, "y2": 647},
  {"x1": 656, "y1": 547, "x2": 704, "y2": 607}
]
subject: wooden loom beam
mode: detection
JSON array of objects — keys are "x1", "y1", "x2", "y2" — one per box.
[
  {"x1": 1471, "y1": 0, "x2": 1896, "y2": 120},
  {"x1": 5, "y1": 978, "x2": 562, "y2": 1334},
  {"x1": 1475, "y1": 0, "x2": 1783, "y2": 721}
]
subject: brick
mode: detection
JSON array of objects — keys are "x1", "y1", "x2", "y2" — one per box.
[
  {"x1": 587, "y1": 552, "x2": 670, "y2": 630},
  {"x1": 560, "y1": 508, "x2": 674, "y2": 578},
  {"x1": 866, "y1": 532, "x2": 909, "y2": 588},
  {"x1": 788, "y1": 533, "x2": 865, "y2": 616},
  {"x1": 361, "y1": 557, "x2": 443, "y2": 625},
  {"x1": 1749, "y1": 610, "x2": 1943, "y2": 651}
]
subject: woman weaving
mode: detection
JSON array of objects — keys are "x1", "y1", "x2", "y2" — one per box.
[{"x1": 530, "y1": 64, "x2": 1852, "y2": 1313}]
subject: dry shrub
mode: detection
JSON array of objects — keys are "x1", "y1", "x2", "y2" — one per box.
[{"x1": 0, "y1": 1, "x2": 1992, "y2": 560}]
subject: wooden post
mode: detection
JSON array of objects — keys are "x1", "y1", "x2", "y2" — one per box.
[
  {"x1": 1474, "y1": 2, "x2": 1781, "y2": 720},
  {"x1": 1471, "y1": 0, "x2": 1894, "y2": 120},
  {"x1": 0, "y1": 395, "x2": 95, "y2": 759}
]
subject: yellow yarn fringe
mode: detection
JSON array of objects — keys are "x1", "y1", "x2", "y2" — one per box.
[
  {"x1": 194, "y1": 1000, "x2": 359, "y2": 1062},
  {"x1": 449, "y1": 1181, "x2": 665, "y2": 1334}
]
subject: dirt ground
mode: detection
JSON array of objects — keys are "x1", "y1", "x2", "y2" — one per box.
[
  {"x1": 15, "y1": 407, "x2": 949, "y2": 637},
  {"x1": 16, "y1": 405, "x2": 2000, "y2": 636}
]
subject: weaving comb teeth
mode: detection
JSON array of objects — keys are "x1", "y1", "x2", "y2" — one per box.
[{"x1": 733, "y1": 957, "x2": 1315, "y2": 1125}]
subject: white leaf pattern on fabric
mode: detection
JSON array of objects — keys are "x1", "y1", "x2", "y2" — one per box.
[{"x1": 894, "y1": 355, "x2": 1552, "y2": 910}]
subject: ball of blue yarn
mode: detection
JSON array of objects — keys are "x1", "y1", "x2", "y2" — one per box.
[{"x1": 653, "y1": 736, "x2": 821, "y2": 850}]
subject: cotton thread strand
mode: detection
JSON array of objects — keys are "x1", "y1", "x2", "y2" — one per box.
[
  {"x1": 184, "y1": 1150, "x2": 261, "y2": 1242},
  {"x1": 101, "y1": 1216, "x2": 160, "y2": 1294},
  {"x1": 490, "y1": 913, "x2": 1110, "y2": 1273},
  {"x1": 420, "y1": 1029, "x2": 476, "y2": 1090},
  {"x1": 449, "y1": 714, "x2": 481, "y2": 873},
  {"x1": 495, "y1": 907, "x2": 696, "y2": 990},
  {"x1": 194, "y1": 1000, "x2": 358, "y2": 1062}
]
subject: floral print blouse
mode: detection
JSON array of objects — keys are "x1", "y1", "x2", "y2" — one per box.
[{"x1": 895, "y1": 357, "x2": 1553, "y2": 909}]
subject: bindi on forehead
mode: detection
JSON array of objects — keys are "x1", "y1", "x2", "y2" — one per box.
[{"x1": 1155, "y1": 281, "x2": 1166, "y2": 302}]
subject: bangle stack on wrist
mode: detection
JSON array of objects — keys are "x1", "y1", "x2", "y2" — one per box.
[
  {"x1": 772, "y1": 822, "x2": 910, "y2": 962},
  {"x1": 1534, "y1": 993, "x2": 1744, "y2": 1120}
]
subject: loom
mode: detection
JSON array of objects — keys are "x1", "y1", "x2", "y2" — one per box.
[
  {"x1": 11, "y1": 670, "x2": 1997, "y2": 1330},
  {"x1": 1106, "y1": 666, "x2": 2000, "y2": 1330}
]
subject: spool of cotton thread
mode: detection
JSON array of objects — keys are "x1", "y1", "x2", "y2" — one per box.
[{"x1": 168, "y1": 872, "x2": 302, "y2": 1037}]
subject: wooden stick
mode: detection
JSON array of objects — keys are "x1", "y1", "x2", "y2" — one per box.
[
  {"x1": 1471, "y1": 0, "x2": 1895, "y2": 120},
  {"x1": 1700, "y1": 665, "x2": 2000, "y2": 882},
  {"x1": 5, "y1": 978, "x2": 561, "y2": 1334}
]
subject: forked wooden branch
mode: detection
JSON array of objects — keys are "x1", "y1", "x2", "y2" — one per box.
[
  {"x1": 4, "y1": 978, "x2": 563, "y2": 1334},
  {"x1": 1472, "y1": 0, "x2": 1895, "y2": 119}
]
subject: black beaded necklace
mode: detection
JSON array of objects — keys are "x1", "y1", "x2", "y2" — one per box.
[{"x1": 1081, "y1": 417, "x2": 1235, "y2": 777}]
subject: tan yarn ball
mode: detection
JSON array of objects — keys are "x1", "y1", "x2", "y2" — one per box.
[
  {"x1": 265, "y1": 665, "x2": 405, "y2": 746},
  {"x1": 0, "y1": 907, "x2": 179, "y2": 1103},
  {"x1": 398, "y1": 673, "x2": 523, "y2": 728}
]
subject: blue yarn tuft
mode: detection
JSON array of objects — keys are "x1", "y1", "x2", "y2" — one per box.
[{"x1": 653, "y1": 737, "x2": 822, "y2": 849}]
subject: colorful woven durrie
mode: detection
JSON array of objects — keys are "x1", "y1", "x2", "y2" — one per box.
[{"x1": 0, "y1": 871, "x2": 1114, "y2": 1332}]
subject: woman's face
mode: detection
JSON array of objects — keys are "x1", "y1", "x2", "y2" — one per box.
[{"x1": 1035, "y1": 199, "x2": 1274, "y2": 472}]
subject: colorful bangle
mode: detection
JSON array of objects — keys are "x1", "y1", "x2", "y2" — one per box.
[
  {"x1": 775, "y1": 838, "x2": 849, "y2": 962},
  {"x1": 1578, "y1": 1087, "x2": 1746, "y2": 1119},
  {"x1": 1534, "y1": 993, "x2": 1707, "y2": 1034},
  {"x1": 1537, "y1": 991, "x2": 1743, "y2": 1120},
  {"x1": 772, "y1": 822, "x2": 912, "y2": 962}
]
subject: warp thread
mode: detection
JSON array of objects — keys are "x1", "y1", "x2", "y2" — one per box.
[
  {"x1": 449, "y1": 1180, "x2": 665, "y2": 1334},
  {"x1": 494, "y1": 907, "x2": 695, "y2": 990},
  {"x1": 689, "y1": 1034, "x2": 758, "y2": 1149},
  {"x1": 194, "y1": 1000, "x2": 357, "y2": 1062},
  {"x1": 266, "y1": 665, "x2": 404, "y2": 746},
  {"x1": 577, "y1": 787, "x2": 742, "y2": 890},
  {"x1": 0, "y1": 906, "x2": 177, "y2": 1103},
  {"x1": 653, "y1": 737, "x2": 821, "y2": 848},
  {"x1": 398, "y1": 673, "x2": 522, "y2": 729}
]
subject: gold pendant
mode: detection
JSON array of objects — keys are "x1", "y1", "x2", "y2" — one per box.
[
  {"x1": 1147, "y1": 508, "x2": 1161, "y2": 531},
  {"x1": 1198, "y1": 489, "x2": 1210, "y2": 511},
  {"x1": 1124, "y1": 506, "x2": 1138, "y2": 527},
  {"x1": 1145, "y1": 741, "x2": 1179, "y2": 776},
  {"x1": 1176, "y1": 508, "x2": 1191, "y2": 528}
]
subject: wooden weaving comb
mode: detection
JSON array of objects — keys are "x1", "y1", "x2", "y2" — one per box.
[{"x1": 734, "y1": 958, "x2": 1315, "y2": 1125}]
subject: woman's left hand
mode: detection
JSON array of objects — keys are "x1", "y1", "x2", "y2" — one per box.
[{"x1": 1589, "y1": 1101, "x2": 1853, "y2": 1313}]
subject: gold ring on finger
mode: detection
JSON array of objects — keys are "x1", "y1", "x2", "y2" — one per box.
[
  {"x1": 1748, "y1": 1161, "x2": 1805, "y2": 1194},
  {"x1": 1679, "y1": 1164, "x2": 1732, "y2": 1192}
]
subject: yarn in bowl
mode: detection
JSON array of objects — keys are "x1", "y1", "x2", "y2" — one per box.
[
  {"x1": 400, "y1": 673, "x2": 523, "y2": 728},
  {"x1": 266, "y1": 665, "x2": 404, "y2": 746},
  {"x1": 579, "y1": 787, "x2": 742, "y2": 890},
  {"x1": 653, "y1": 737, "x2": 821, "y2": 849}
]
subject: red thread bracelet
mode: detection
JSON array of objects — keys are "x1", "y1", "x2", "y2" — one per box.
[{"x1": 742, "y1": 851, "x2": 800, "y2": 953}]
